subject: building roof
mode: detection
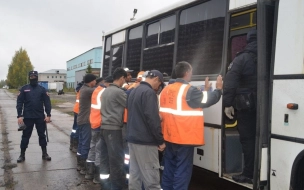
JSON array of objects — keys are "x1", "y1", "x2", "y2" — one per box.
[
  {"x1": 67, "y1": 46, "x2": 103, "y2": 62},
  {"x1": 40, "y1": 69, "x2": 67, "y2": 74}
]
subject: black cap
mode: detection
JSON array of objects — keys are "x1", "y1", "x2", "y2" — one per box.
[
  {"x1": 148, "y1": 70, "x2": 164, "y2": 83},
  {"x1": 104, "y1": 75, "x2": 113, "y2": 83},
  {"x1": 28, "y1": 71, "x2": 38, "y2": 77},
  {"x1": 84, "y1": 74, "x2": 96, "y2": 83},
  {"x1": 96, "y1": 77, "x2": 104, "y2": 84}
]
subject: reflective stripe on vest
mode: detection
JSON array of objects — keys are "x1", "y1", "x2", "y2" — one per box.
[
  {"x1": 100, "y1": 174, "x2": 110, "y2": 179},
  {"x1": 89, "y1": 87, "x2": 105, "y2": 129},
  {"x1": 159, "y1": 83, "x2": 204, "y2": 145},
  {"x1": 201, "y1": 91, "x2": 208, "y2": 103},
  {"x1": 73, "y1": 92, "x2": 80, "y2": 113}
]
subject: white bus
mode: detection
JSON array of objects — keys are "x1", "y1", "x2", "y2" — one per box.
[{"x1": 101, "y1": 0, "x2": 304, "y2": 189}]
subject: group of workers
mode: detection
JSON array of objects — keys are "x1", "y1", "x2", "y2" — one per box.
[{"x1": 15, "y1": 29, "x2": 257, "y2": 189}]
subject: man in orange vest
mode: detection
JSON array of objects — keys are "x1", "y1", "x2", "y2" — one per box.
[
  {"x1": 159, "y1": 61, "x2": 223, "y2": 190},
  {"x1": 70, "y1": 81, "x2": 84, "y2": 153},
  {"x1": 84, "y1": 77, "x2": 112, "y2": 183}
]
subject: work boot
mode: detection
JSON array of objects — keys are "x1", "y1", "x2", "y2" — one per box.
[
  {"x1": 69, "y1": 137, "x2": 73, "y2": 151},
  {"x1": 232, "y1": 174, "x2": 253, "y2": 184},
  {"x1": 93, "y1": 165, "x2": 100, "y2": 184},
  {"x1": 17, "y1": 148, "x2": 26, "y2": 163},
  {"x1": 85, "y1": 162, "x2": 95, "y2": 180},
  {"x1": 72, "y1": 138, "x2": 78, "y2": 153},
  {"x1": 76, "y1": 155, "x2": 82, "y2": 171},
  {"x1": 80, "y1": 158, "x2": 86, "y2": 175},
  {"x1": 41, "y1": 146, "x2": 51, "y2": 161}
]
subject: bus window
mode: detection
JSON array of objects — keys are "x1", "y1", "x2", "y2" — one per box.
[
  {"x1": 143, "y1": 15, "x2": 176, "y2": 77},
  {"x1": 126, "y1": 26, "x2": 143, "y2": 78},
  {"x1": 146, "y1": 22, "x2": 159, "y2": 48},
  {"x1": 102, "y1": 37, "x2": 111, "y2": 77},
  {"x1": 160, "y1": 15, "x2": 176, "y2": 44},
  {"x1": 111, "y1": 45, "x2": 123, "y2": 73},
  {"x1": 230, "y1": 35, "x2": 247, "y2": 61},
  {"x1": 177, "y1": 0, "x2": 226, "y2": 75}
]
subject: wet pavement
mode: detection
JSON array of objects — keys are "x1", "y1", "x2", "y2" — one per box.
[
  {"x1": 0, "y1": 89, "x2": 248, "y2": 190},
  {"x1": 0, "y1": 89, "x2": 99, "y2": 190}
]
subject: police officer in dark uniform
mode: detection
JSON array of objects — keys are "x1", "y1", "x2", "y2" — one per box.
[
  {"x1": 16, "y1": 71, "x2": 52, "y2": 163},
  {"x1": 223, "y1": 29, "x2": 257, "y2": 184}
]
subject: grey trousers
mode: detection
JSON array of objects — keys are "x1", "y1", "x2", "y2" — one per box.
[
  {"x1": 128, "y1": 143, "x2": 161, "y2": 190},
  {"x1": 87, "y1": 130, "x2": 101, "y2": 166}
]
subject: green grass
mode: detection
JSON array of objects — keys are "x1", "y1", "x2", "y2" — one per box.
[
  {"x1": 7, "y1": 89, "x2": 18, "y2": 93},
  {"x1": 50, "y1": 99, "x2": 65, "y2": 104}
]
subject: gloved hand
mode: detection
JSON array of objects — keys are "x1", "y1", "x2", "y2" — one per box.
[{"x1": 224, "y1": 106, "x2": 234, "y2": 119}]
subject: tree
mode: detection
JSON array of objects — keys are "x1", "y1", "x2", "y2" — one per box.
[
  {"x1": 6, "y1": 47, "x2": 34, "y2": 88},
  {"x1": 0, "y1": 79, "x2": 5, "y2": 88},
  {"x1": 86, "y1": 64, "x2": 92, "y2": 73}
]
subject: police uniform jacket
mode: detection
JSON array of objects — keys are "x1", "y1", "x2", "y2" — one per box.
[{"x1": 16, "y1": 84, "x2": 51, "y2": 119}]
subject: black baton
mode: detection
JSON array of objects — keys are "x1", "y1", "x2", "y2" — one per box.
[{"x1": 45, "y1": 122, "x2": 49, "y2": 142}]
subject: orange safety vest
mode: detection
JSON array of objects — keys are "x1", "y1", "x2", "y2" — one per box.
[
  {"x1": 159, "y1": 82, "x2": 205, "y2": 145},
  {"x1": 90, "y1": 86, "x2": 105, "y2": 129},
  {"x1": 123, "y1": 83, "x2": 139, "y2": 123},
  {"x1": 73, "y1": 92, "x2": 80, "y2": 114}
]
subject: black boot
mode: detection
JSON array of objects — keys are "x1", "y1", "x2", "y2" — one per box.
[
  {"x1": 93, "y1": 165, "x2": 100, "y2": 184},
  {"x1": 85, "y1": 162, "x2": 95, "y2": 180},
  {"x1": 79, "y1": 158, "x2": 86, "y2": 175},
  {"x1": 76, "y1": 155, "x2": 82, "y2": 171},
  {"x1": 69, "y1": 137, "x2": 73, "y2": 151},
  {"x1": 72, "y1": 138, "x2": 78, "y2": 153},
  {"x1": 41, "y1": 146, "x2": 51, "y2": 161},
  {"x1": 17, "y1": 148, "x2": 26, "y2": 163}
]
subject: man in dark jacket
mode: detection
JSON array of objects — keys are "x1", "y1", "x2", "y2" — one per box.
[
  {"x1": 16, "y1": 71, "x2": 52, "y2": 163},
  {"x1": 127, "y1": 70, "x2": 166, "y2": 189},
  {"x1": 76, "y1": 73, "x2": 96, "y2": 174},
  {"x1": 223, "y1": 29, "x2": 257, "y2": 184}
]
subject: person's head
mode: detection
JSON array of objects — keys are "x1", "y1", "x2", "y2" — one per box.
[
  {"x1": 28, "y1": 71, "x2": 38, "y2": 86},
  {"x1": 175, "y1": 61, "x2": 193, "y2": 82},
  {"x1": 113, "y1": 68, "x2": 127, "y2": 87},
  {"x1": 95, "y1": 77, "x2": 104, "y2": 86},
  {"x1": 144, "y1": 70, "x2": 164, "y2": 91},
  {"x1": 247, "y1": 29, "x2": 257, "y2": 43},
  {"x1": 124, "y1": 68, "x2": 133, "y2": 82},
  {"x1": 104, "y1": 75, "x2": 113, "y2": 87},
  {"x1": 136, "y1": 71, "x2": 145, "y2": 82},
  {"x1": 84, "y1": 74, "x2": 96, "y2": 87}
]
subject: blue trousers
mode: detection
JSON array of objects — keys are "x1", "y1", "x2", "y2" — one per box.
[
  {"x1": 77, "y1": 123, "x2": 92, "y2": 159},
  {"x1": 70, "y1": 113, "x2": 79, "y2": 139},
  {"x1": 21, "y1": 118, "x2": 47, "y2": 149},
  {"x1": 161, "y1": 142, "x2": 194, "y2": 190}
]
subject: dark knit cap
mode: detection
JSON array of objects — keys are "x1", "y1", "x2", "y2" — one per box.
[
  {"x1": 84, "y1": 74, "x2": 96, "y2": 83},
  {"x1": 96, "y1": 77, "x2": 104, "y2": 84},
  {"x1": 104, "y1": 75, "x2": 113, "y2": 83}
]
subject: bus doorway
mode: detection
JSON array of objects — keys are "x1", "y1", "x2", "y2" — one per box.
[{"x1": 222, "y1": 7, "x2": 257, "y2": 189}]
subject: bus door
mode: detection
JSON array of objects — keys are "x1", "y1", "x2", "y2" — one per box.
[{"x1": 269, "y1": 0, "x2": 304, "y2": 190}]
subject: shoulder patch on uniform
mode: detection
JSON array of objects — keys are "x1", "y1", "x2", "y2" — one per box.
[
  {"x1": 24, "y1": 89, "x2": 30, "y2": 92},
  {"x1": 228, "y1": 62, "x2": 234, "y2": 70}
]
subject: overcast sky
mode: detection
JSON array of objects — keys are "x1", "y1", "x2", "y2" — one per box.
[{"x1": 0, "y1": 0, "x2": 182, "y2": 80}]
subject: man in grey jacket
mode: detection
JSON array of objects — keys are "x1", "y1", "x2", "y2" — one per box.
[{"x1": 99, "y1": 67, "x2": 127, "y2": 190}]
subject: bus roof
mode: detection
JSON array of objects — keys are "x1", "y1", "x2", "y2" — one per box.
[{"x1": 105, "y1": 0, "x2": 198, "y2": 36}]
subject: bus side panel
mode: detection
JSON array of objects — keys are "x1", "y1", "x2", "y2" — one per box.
[
  {"x1": 271, "y1": 80, "x2": 304, "y2": 137},
  {"x1": 193, "y1": 127, "x2": 219, "y2": 173},
  {"x1": 270, "y1": 139, "x2": 304, "y2": 190}
]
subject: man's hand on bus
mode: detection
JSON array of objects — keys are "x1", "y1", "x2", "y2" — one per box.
[
  {"x1": 216, "y1": 75, "x2": 223, "y2": 90},
  {"x1": 204, "y1": 77, "x2": 212, "y2": 91},
  {"x1": 224, "y1": 106, "x2": 234, "y2": 119}
]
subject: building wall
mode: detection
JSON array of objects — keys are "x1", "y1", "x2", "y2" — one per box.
[
  {"x1": 39, "y1": 73, "x2": 66, "y2": 83},
  {"x1": 66, "y1": 47, "x2": 103, "y2": 88}
]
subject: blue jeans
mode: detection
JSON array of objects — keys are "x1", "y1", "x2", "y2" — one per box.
[
  {"x1": 77, "y1": 123, "x2": 92, "y2": 159},
  {"x1": 161, "y1": 142, "x2": 194, "y2": 190},
  {"x1": 70, "y1": 113, "x2": 79, "y2": 139}
]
